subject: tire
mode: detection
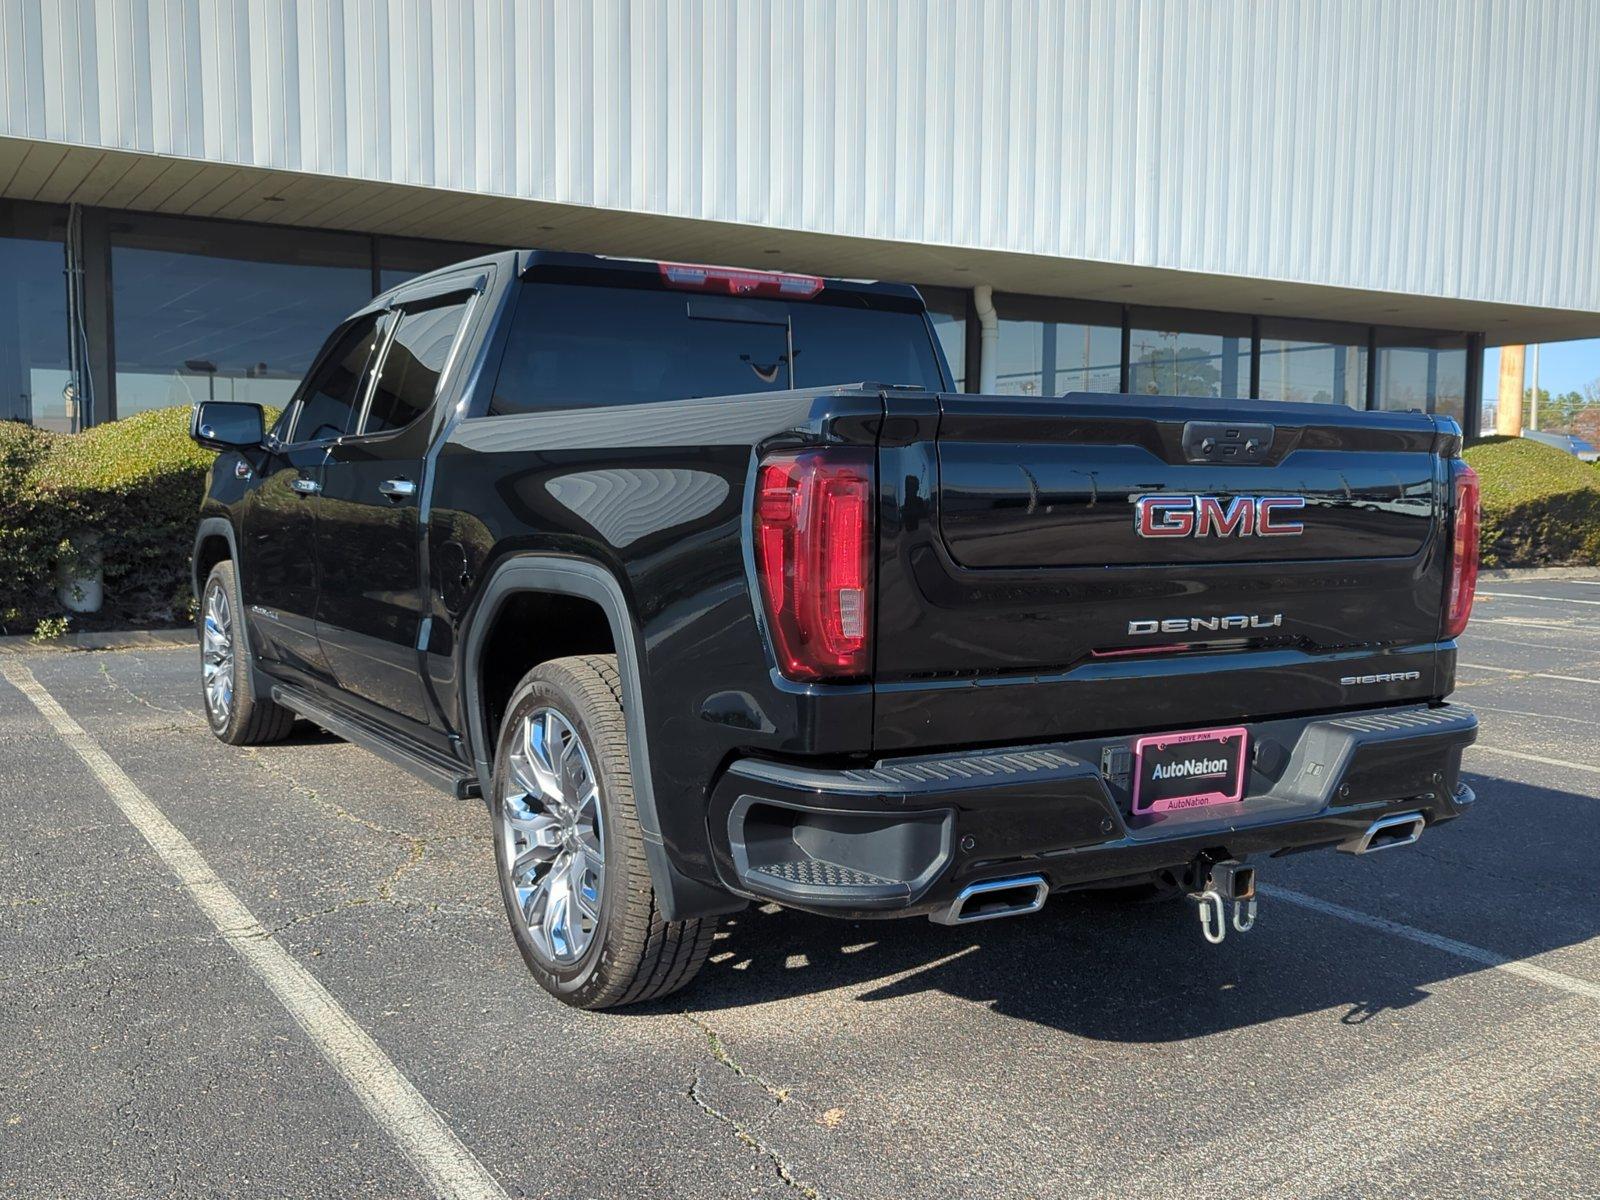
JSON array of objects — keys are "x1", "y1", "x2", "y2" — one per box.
[
  {"x1": 490, "y1": 654, "x2": 716, "y2": 1010},
  {"x1": 199, "y1": 560, "x2": 297, "y2": 746}
]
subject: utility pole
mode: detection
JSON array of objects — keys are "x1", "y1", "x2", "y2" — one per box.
[{"x1": 1496, "y1": 344, "x2": 1525, "y2": 436}]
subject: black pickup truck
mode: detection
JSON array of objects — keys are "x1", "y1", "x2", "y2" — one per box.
[{"x1": 190, "y1": 251, "x2": 1480, "y2": 1009}]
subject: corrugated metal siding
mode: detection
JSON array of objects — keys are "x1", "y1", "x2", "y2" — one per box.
[{"x1": 2, "y1": 0, "x2": 1596, "y2": 313}]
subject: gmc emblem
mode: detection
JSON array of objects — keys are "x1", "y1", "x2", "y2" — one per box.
[{"x1": 1134, "y1": 494, "x2": 1306, "y2": 538}]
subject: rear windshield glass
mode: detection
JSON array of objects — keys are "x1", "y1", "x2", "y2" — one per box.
[{"x1": 489, "y1": 282, "x2": 946, "y2": 414}]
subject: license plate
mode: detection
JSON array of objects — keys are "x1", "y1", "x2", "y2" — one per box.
[{"x1": 1130, "y1": 726, "x2": 1249, "y2": 815}]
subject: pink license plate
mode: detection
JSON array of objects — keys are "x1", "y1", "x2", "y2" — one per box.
[{"x1": 1130, "y1": 726, "x2": 1250, "y2": 815}]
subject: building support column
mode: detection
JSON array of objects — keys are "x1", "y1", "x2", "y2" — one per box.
[{"x1": 1496, "y1": 344, "x2": 1525, "y2": 437}]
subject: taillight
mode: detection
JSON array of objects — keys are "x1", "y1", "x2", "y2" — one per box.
[
  {"x1": 1444, "y1": 460, "x2": 1480, "y2": 639},
  {"x1": 753, "y1": 449, "x2": 873, "y2": 681},
  {"x1": 657, "y1": 261, "x2": 824, "y2": 299}
]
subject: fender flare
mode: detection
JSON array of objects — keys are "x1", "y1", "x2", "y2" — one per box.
[{"x1": 461, "y1": 556, "x2": 742, "y2": 921}]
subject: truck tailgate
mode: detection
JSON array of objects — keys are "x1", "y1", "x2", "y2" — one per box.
[{"x1": 872, "y1": 392, "x2": 1454, "y2": 754}]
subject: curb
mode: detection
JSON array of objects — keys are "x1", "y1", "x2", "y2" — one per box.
[{"x1": 0, "y1": 628, "x2": 193, "y2": 654}]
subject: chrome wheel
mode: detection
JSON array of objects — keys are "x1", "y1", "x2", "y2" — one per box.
[
  {"x1": 501, "y1": 708, "x2": 605, "y2": 966},
  {"x1": 201, "y1": 584, "x2": 234, "y2": 724}
]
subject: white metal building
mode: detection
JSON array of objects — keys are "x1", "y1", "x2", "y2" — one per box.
[{"x1": 3, "y1": 0, "x2": 1598, "y2": 437}]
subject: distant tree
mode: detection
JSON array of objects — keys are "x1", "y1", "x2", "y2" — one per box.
[
  {"x1": 1133, "y1": 343, "x2": 1223, "y2": 397},
  {"x1": 1572, "y1": 404, "x2": 1600, "y2": 445},
  {"x1": 1524, "y1": 386, "x2": 1592, "y2": 433}
]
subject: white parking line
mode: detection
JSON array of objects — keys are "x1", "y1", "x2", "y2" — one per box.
[
  {"x1": 1263, "y1": 884, "x2": 1600, "y2": 1002},
  {"x1": 1460, "y1": 662, "x2": 1599, "y2": 685},
  {"x1": 1478, "y1": 590, "x2": 1600, "y2": 606},
  {"x1": 0, "y1": 662, "x2": 508, "y2": 1200},
  {"x1": 1470, "y1": 743, "x2": 1600, "y2": 776}
]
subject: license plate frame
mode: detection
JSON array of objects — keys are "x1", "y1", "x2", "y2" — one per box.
[{"x1": 1130, "y1": 725, "x2": 1250, "y2": 816}]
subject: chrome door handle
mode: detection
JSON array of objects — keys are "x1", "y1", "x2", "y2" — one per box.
[
  {"x1": 290, "y1": 477, "x2": 321, "y2": 495},
  {"x1": 378, "y1": 478, "x2": 417, "y2": 501}
]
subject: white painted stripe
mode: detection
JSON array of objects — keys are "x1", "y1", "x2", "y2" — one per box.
[
  {"x1": 1470, "y1": 743, "x2": 1600, "y2": 777},
  {"x1": 0, "y1": 663, "x2": 508, "y2": 1200},
  {"x1": 1478, "y1": 590, "x2": 1600, "y2": 606},
  {"x1": 1457, "y1": 662, "x2": 1600, "y2": 685},
  {"x1": 1262, "y1": 884, "x2": 1600, "y2": 1002},
  {"x1": 1469, "y1": 702, "x2": 1597, "y2": 726}
]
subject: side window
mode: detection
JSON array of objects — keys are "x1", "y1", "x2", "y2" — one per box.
[
  {"x1": 288, "y1": 315, "x2": 382, "y2": 444},
  {"x1": 361, "y1": 298, "x2": 470, "y2": 435}
]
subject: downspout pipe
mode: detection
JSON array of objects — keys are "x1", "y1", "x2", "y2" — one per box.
[{"x1": 974, "y1": 284, "x2": 999, "y2": 393}]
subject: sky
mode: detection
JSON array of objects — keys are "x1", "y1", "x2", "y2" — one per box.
[{"x1": 1482, "y1": 338, "x2": 1600, "y2": 401}]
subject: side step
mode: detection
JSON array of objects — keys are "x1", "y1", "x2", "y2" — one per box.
[{"x1": 271, "y1": 684, "x2": 481, "y2": 800}]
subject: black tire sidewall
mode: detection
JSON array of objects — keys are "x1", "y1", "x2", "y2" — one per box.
[{"x1": 490, "y1": 670, "x2": 635, "y2": 1004}]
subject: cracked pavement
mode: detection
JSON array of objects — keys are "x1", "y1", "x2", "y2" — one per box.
[{"x1": 4, "y1": 576, "x2": 1600, "y2": 1198}]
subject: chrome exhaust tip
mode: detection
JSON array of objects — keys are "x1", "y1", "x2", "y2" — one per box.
[
  {"x1": 1339, "y1": 811, "x2": 1425, "y2": 855},
  {"x1": 930, "y1": 875, "x2": 1049, "y2": 925}
]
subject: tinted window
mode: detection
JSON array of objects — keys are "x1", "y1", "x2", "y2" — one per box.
[
  {"x1": 0, "y1": 202, "x2": 73, "y2": 430},
  {"x1": 362, "y1": 300, "x2": 469, "y2": 435},
  {"x1": 489, "y1": 283, "x2": 944, "y2": 414},
  {"x1": 108, "y1": 213, "x2": 372, "y2": 419},
  {"x1": 1128, "y1": 308, "x2": 1252, "y2": 399},
  {"x1": 289, "y1": 316, "x2": 382, "y2": 444}
]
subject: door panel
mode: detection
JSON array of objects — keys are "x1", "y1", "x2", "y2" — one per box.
[
  {"x1": 238, "y1": 442, "x2": 330, "y2": 681},
  {"x1": 236, "y1": 312, "x2": 385, "y2": 686},
  {"x1": 316, "y1": 298, "x2": 471, "y2": 732}
]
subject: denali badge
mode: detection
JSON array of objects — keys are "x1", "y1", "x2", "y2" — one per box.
[
  {"x1": 1128, "y1": 614, "x2": 1283, "y2": 635},
  {"x1": 1134, "y1": 494, "x2": 1306, "y2": 538}
]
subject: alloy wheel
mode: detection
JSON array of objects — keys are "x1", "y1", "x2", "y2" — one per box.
[
  {"x1": 501, "y1": 708, "x2": 606, "y2": 965},
  {"x1": 201, "y1": 584, "x2": 234, "y2": 724}
]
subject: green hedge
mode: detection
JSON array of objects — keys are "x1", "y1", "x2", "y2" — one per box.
[
  {"x1": 1464, "y1": 436, "x2": 1600, "y2": 568},
  {"x1": 0, "y1": 406, "x2": 216, "y2": 635}
]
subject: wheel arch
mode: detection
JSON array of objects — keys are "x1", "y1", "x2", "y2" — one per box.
[{"x1": 462, "y1": 555, "x2": 742, "y2": 921}]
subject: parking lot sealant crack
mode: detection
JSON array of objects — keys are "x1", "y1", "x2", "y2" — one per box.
[
  {"x1": 687, "y1": 1068, "x2": 827, "y2": 1200},
  {"x1": 683, "y1": 1013, "x2": 794, "y2": 1102},
  {"x1": 96, "y1": 661, "x2": 201, "y2": 721}
]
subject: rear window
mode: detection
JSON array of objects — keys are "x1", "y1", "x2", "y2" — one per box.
[{"x1": 488, "y1": 282, "x2": 945, "y2": 414}]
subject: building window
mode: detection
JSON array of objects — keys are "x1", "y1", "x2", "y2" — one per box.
[
  {"x1": 108, "y1": 214, "x2": 374, "y2": 419},
  {"x1": 377, "y1": 236, "x2": 500, "y2": 294},
  {"x1": 918, "y1": 286, "x2": 968, "y2": 391},
  {"x1": 993, "y1": 295, "x2": 1121, "y2": 396},
  {"x1": 0, "y1": 202, "x2": 74, "y2": 431},
  {"x1": 1257, "y1": 317, "x2": 1370, "y2": 408},
  {"x1": 1128, "y1": 308, "x2": 1252, "y2": 399},
  {"x1": 1375, "y1": 329, "x2": 1469, "y2": 424}
]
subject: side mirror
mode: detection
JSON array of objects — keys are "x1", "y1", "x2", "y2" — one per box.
[{"x1": 190, "y1": 401, "x2": 265, "y2": 452}]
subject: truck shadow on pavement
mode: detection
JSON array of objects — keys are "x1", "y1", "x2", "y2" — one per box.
[{"x1": 676, "y1": 770, "x2": 1597, "y2": 1042}]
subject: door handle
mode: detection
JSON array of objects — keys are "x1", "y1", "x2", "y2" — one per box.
[
  {"x1": 290, "y1": 477, "x2": 321, "y2": 495},
  {"x1": 378, "y1": 478, "x2": 417, "y2": 501}
]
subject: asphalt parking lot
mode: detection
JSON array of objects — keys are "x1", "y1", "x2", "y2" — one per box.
[{"x1": 3, "y1": 574, "x2": 1599, "y2": 1200}]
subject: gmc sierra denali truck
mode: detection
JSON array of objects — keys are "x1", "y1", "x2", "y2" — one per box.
[{"x1": 189, "y1": 251, "x2": 1480, "y2": 1009}]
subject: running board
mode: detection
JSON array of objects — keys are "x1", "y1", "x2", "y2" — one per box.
[{"x1": 270, "y1": 684, "x2": 481, "y2": 800}]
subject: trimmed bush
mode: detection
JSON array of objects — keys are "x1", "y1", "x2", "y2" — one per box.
[
  {"x1": 0, "y1": 406, "x2": 218, "y2": 633},
  {"x1": 1465, "y1": 436, "x2": 1600, "y2": 568},
  {"x1": 0, "y1": 421, "x2": 67, "y2": 633}
]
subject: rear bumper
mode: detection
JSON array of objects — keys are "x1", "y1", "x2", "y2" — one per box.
[{"x1": 707, "y1": 703, "x2": 1477, "y2": 918}]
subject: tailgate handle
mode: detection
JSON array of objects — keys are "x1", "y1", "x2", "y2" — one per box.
[{"x1": 1181, "y1": 421, "x2": 1275, "y2": 464}]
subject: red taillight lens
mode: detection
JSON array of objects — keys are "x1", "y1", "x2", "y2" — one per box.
[
  {"x1": 657, "y1": 261, "x2": 824, "y2": 299},
  {"x1": 753, "y1": 449, "x2": 873, "y2": 681},
  {"x1": 1444, "y1": 461, "x2": 1480, "y2": 639}
]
